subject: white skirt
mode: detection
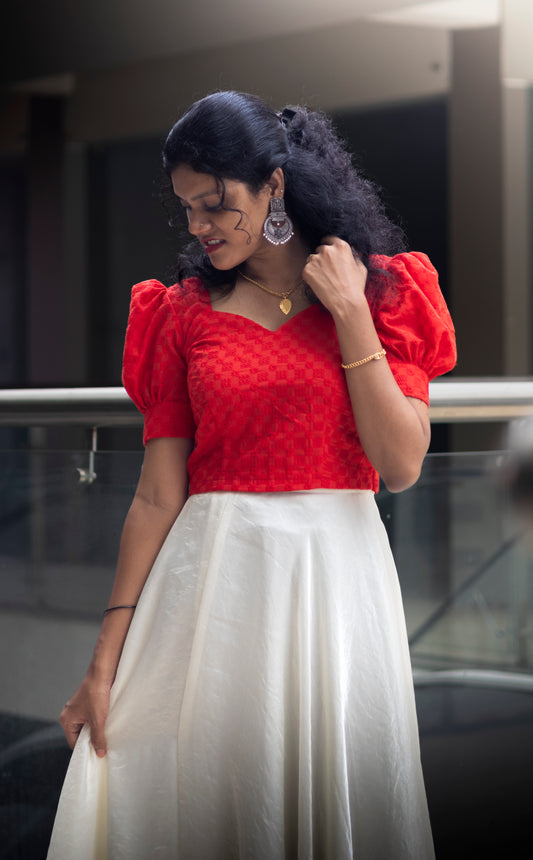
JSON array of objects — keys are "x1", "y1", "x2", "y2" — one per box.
[{"x1": 47, "y1": 490, "x2": 434, "y2": 860}]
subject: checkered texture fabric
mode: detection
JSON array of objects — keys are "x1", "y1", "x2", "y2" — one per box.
[{"x1": 122, "y1": 252, "x2": 456, "y2": 495}]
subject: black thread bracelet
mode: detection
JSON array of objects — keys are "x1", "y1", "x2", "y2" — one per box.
[{"x1": 103, "y1": 604, "x2": 137, "y2": 616}]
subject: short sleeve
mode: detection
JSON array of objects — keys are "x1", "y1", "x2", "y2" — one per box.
[
  {"x1": 371, "y1": 252, "x2": 457, "y2": 405},
  {"x1": 122, "y1": 279, "x2": 196, "y2": 444}
]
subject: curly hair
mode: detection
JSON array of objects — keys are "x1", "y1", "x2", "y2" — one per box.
[{"x1": 162, "y1": 91, "x2": 405, "y2": 291}]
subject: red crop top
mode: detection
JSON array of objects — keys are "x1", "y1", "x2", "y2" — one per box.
[{"x1": 122, "y1": 252, "x2": 456, "y2": 495}]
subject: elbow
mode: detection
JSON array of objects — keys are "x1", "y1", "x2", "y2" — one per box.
[
  {"x1": 380, "y1": 462, "x2": 422, "y2": 494},
  {"x1": 378, "y1": 428, "x2": 429, "y2": 493},
  {"x1": 132, "y1": 489, "x2": 186, "y2": 520}
]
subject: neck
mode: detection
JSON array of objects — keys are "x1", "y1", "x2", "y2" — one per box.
[{"x1": 241, "y1": 239, "x2": 309, "y2": 290}]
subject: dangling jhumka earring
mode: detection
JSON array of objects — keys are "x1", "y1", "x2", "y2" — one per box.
[{"x1": 263, "y1": 196, "x2": 294, "y2": 245}]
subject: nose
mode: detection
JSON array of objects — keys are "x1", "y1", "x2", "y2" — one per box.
[{"x1": 187, "y1": 211, "x2": 212, "y2": 236}]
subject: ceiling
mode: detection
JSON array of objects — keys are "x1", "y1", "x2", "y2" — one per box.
[{"x1": 2, "y1": 0, "x2": 500, "y2": 86}]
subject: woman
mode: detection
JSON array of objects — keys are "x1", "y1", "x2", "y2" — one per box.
[{"x1": 48, "y1": 91, "x2": 456, "y2": 859}]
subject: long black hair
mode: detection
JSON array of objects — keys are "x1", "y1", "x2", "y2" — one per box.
[{"x1": 162, "y1": 90, "x2": 405, "y2": 290}]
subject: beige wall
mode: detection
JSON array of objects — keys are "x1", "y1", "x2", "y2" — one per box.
[
  {"x1": 503, "y1": 0, "x2": 533, "y2": 80},
  {"x1": 502, "y1": 0, "x2": 533, "y2": 374},
  {"x1": 67, "y1": 21, "x2": 448, "y2": 142}
]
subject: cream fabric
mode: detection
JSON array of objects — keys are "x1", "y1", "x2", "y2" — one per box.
[{"x1": 48, "y1": 491, "x2": 434, "y2": 860}]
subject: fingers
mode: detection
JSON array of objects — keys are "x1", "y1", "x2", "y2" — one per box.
[
  {"x1": 59, "y1": 703, "x2": 107, "y2": 757},
  {"x1": 316, "y1": 235, "x2": 348, "y2": 250},
  {"x1": 90, "y1": 723, "x2": 108, "y2": 758},
  {"x1": 308, "y1": 237, "x2": 356, "y2": 264},
  {"x1": 302, "y1": 236, "x2": 368, "y2": 313},
  {"x1": 318, "y1": 235, "x2": 340, "y2": 246},
  {"x1": 305, "y1": 238, "x2": 364, "y2": 272},
  {"x1": 59, "y1": 705, "x2": 85, "y2": 751}
]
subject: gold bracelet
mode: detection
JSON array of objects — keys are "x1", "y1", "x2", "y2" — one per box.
[{"x1": 341, "y1": 348, "x2": 386, "y2": 370}]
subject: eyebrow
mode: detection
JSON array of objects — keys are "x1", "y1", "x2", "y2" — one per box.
[{"x1": 178, "y1": 189, "x2": 220, "y2": 204}]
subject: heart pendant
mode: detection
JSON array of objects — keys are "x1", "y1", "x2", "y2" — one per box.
[{"x1": 279, "y1": 298, "x2": 292, "y2": 315}]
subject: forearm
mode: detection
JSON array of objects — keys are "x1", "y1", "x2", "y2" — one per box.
[
  {"x1": 88, "y1": 493, "x2": 186, "y2": 683},
  {"x1": 333, "y1": 298, "x2": 430, "y2": 492}
]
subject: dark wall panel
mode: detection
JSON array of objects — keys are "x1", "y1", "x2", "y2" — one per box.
[{"x1": 332, "y1": 96, "x2": 448, "y2": 297}]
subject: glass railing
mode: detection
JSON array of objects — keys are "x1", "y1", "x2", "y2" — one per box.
[
  {"x1": 2, "y1": 382, "x2": 533, "y2": 858},
  {"x1": 386, "y1": 451, "x2": 533, "y2": 674},
  {"x1": 381, "y1": 451, "x2": 533, "y2": 858}
]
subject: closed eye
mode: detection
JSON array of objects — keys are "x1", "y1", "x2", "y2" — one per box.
[{"x1": 180, "y1": 202, "x2": 222, "y2": 213}]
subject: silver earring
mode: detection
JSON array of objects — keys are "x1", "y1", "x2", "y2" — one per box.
[{"x1": 263, "y1": 197, "x2": 294, "y2": 245}]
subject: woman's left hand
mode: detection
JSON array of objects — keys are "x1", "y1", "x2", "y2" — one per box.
[
  {"x1": 304, "y1": 235, "x2": 430, "y2": 493},
  {"x1": 302, "y1": 236, "x2": 367, "y2": 316}
]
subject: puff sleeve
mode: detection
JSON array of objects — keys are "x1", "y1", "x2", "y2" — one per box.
[
  {"x1": 370, "y1": 252, "x2": 456, "y2": 405},
  {"x1": 122, "y1": 279, "x2": 196, "y2": 444}
]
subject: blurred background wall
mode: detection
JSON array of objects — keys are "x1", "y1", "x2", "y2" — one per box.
[{"x1": 1, "y1": 0, "x2": 532, "y2": 399}]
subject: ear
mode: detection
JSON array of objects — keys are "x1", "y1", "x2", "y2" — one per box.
[{"x1": 264, "y1": 167, "x2": 285, "y2": 198}]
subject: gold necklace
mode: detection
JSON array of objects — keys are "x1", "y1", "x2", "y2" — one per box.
[{"x1": 237, "y1": 269, "x2": 301, "y2": 315}]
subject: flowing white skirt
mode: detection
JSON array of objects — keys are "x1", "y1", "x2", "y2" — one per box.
[{"x1": 47, "y1": 490, "x2": 434, "y2": 860}]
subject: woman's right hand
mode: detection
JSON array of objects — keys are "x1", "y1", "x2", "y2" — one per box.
[
  {"x1": 59, "y1": 675, "x2": 112, "y2": 757},
  {"x1": 57, "y1": 438, "x2": 193, "y2": 758}
]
